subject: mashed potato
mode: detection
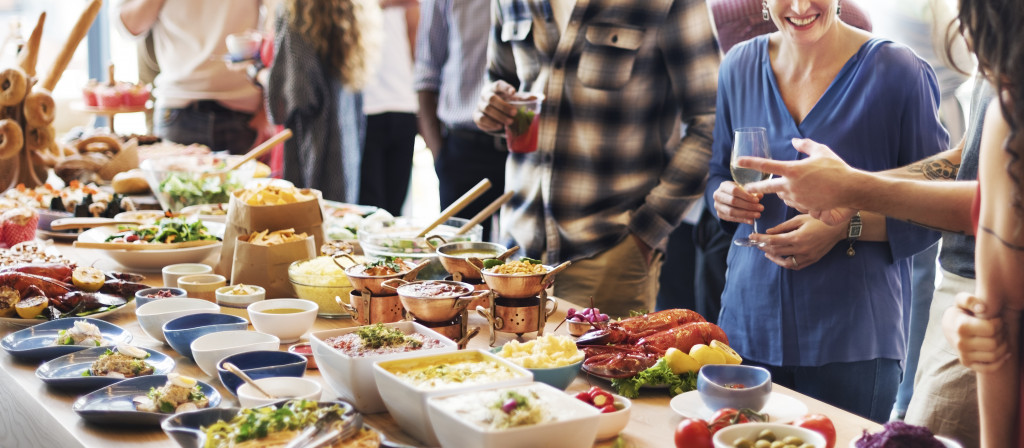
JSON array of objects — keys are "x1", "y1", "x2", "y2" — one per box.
[{"x1": 496, "y1": 334, "x2": 584, "y2": 369}]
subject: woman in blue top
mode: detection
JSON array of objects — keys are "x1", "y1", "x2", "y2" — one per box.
[{"x1": 705, "y1": 0, "x2": 947, "y2": 422}]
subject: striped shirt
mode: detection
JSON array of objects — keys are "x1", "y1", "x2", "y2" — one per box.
[
  {"x1": 413, "y1": 0, "x2": 493, "y2": 130},
  {"x1": 487, "y1": 0, "x2": 720, "y2": 263}
]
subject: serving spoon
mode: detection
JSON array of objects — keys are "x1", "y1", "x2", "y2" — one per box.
[{"x1": 222, "y1": 362, "x2": 275, "y2": 399}]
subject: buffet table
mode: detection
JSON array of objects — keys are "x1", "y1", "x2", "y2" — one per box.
[{"x1": 0, "y1": 243, "x2": 883, "y2": 448}]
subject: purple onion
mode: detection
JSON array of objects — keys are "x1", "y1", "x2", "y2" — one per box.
[{"x1": 501, "y1": 398, "x2": 518, "y2": 413}]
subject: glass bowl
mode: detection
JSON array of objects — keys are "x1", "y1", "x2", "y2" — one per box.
[
  {"x1": 140, "y1": 155, "x2": 256, "y2": 212},
  {"x1": 358, "y1": 216, "x2": 482, "y2": 280},
  {"x1": 288, "y1": 256, "x2": 358, "y2": 318}
]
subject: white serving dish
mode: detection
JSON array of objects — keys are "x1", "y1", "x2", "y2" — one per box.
[
  {"x1": 427, "y1": 382, "x2": 600, "y2": 448},
  {"x1": 236, "y1": 377, "x2": 322, "y2": 408},
  {"x1": 594, "y1": 393, "x2": 632, "y2": 441},
  {"x1": 246, "y1": 299, "x2": 318, "y2": 344},
  {"x1": 190, "y1": 330, "x2": 280, "y2": 377},
  {"x1": 372, "y1": 349, "x2": 533, "y2": 446},
  {"x1": 77, "y1": 222, "x2": 224, "y2": 271},
  {"x1": 714, "y1": 423, "x2": 825, "y2": 448},
  {"x1": 309, "y1": 321, "x2": 457, "y2": 413},
  {"x1": 135, "y1": 298, "x2": 220, "y2": 343}
]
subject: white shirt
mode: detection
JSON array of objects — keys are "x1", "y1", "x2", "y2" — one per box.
[
  {"x1": 115, "y1": 0, "x2": 262, "y2": 112},
  {"x1": 363, "y1": 7, "x2": 418, "y2": 115}
]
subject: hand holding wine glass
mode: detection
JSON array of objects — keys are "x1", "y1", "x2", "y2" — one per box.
[{"x1": 730, "y1": 127, "x2": 771, "y2": 247}]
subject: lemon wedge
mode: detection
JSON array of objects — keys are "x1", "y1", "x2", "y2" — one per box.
[
  {"x1": 664, "y1": 347, "x2": 701, "y2": 374},
  {"x1": 689, "y1": 343, "x2": 726, "y2": 366},
  {"x1": 72, "y1": 267, "x2": 105, "y2": 292},
  {"x1": 710, "y1": 340, "x2": 743, "y2": 365}
]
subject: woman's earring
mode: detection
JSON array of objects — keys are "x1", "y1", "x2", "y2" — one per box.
[{"x1": 762, "y1": 1, "x2": 769, "y2": 21}]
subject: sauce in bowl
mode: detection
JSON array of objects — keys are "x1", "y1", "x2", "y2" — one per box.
[{"x1": 401, "y1": 281, "x2": 471, "y2": 298}]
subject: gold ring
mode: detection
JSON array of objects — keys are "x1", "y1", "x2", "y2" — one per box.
[{"x1": 789, "y1": 256, "x2": 799, "y2": 269}]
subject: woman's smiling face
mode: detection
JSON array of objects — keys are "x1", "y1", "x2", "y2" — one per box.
[{"x1": 767, "y1": 0, "x2": 841, "y2": 45}]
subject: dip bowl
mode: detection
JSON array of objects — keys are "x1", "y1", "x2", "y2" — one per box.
[
  {"x1": 383, "y1": 279, "x2": 489, "y2": 322},
  {"x1": 247, "y1": 299, "x2": 318, "y2": 343},
  {"x1": 372, "y1": 349, "x2": 533, "y2": 446},
  {"x1": 697, "y1": 364, "x2": 772, "y2": 413},
  {"x1": 135, "y1": 298, "x2": 220, "y2": 344},
  {"x1": 426, "y1": 382, "x2": 600, "y2": 448},
  {"x1": 713, "y1": 423, "x2": 825, "y2": 448},
  {"x1": 237, "y1": 377, "x2": 322, "y2": 408},
  {"x1": 162, "y1": 313, "x2": 249, "y2": 360},
  {"x1": 190, "y1": 330, "x2": 280, "y2": 376},
  {"x1": 134, "y1": 287, "x2": 187, "y2": 308},
  {"x1": 481, "y1": 261, "x2": 571, "y2": 299},
  {"x1": 216, "y1": 350, "x2": 307, "y2": 395},
  {"x1": 309, "y1": 321, "x2": 457, "y2": 413}
]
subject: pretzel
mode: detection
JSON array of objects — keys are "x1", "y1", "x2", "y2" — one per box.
[
  {"x1": 23, "y1": 89, "x2": 55, "y2": 126},
  {"x1": 0, "y1": 119, "x2": 24, "y2": 160},
  {"x1": 24, "y1": 124, "x2": 54, "y2": 152},
  {"x1": 75, "y1": 134, "x2": 122, "y2": 153},
  {"x1": 0, "y1": 67, "x2": 27, "y2": 107}
]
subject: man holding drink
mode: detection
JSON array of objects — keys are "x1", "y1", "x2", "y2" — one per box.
[{"x1": 472, "y1": 0, "x2": 720, "y2": 317}]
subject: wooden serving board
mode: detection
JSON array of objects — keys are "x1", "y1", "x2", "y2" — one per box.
[{"x1": 73, "y1": 239, "x2": 220, "y2": 251}]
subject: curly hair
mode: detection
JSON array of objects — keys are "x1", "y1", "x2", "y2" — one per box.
[
  {"x1": 952, "y1": 0, "x2": 1024, "y2": 217},
  {"x1": 285, "y1": 0, "x2": 379, "y2": 89}
]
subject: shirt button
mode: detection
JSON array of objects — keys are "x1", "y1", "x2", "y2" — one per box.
[{"x1": 554, "y1": 62, "x2": 563, "y2": 70}]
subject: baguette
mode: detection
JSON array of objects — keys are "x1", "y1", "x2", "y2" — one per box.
[{"x1": 18, "y1": 12, "x2": 46, "y2": 77}]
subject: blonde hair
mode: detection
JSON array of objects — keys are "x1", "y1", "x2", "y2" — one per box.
[{"x1": 285, "y1": 0, "x2": 379, "y2": 89}]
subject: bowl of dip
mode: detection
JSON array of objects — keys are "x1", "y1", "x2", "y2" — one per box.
[
  {"x1": 372, "y1": 349, "x2": 533, "y2": 446},
  {"x1": 134, "y1": 287, "x2": 187, "y2": 308},
  {"x1": 247, "y1": 299, "x2": 318, "y2": 344},
  {"x1": 427, "y1": 382, "x2": 601, "y2": 448},
  {"x1": 309, "y1": 321, "x2": 456, "y2": 413},
  {"x1": 215, "y1": 284, "x2": 265, "y2": 319}
]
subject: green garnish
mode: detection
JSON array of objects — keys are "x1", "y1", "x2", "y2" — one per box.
[
  {"x1": 201, "y1": 400, "x2": 346, "y2": 448},
  {"x1": 365, "y1": 256, "x2": 406, "y2": 274},
  {"x1": 610, "y1": 358, "x2": 697, "y2": 399},
  {"x1": 511, "y1": 107, "x2": 536, "y2": 135},
  {"x1": 104, "y1": 217, "x2": 220, "y2": 244},
  {"x1": 356, "y1": 323, "x2": 421, "y2": 349},
  {"x1": 520, "y1": 257, "x2": 542, "y2": 265},
  {"x1": 483, "y1": 259, "x2": 505, "y2": 269}
]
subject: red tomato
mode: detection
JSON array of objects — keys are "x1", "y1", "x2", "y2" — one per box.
[
  {"x1": 708, "y1": 408, "x2": 749, "y2": 435},
  {"x1": 675, "y1": 418, "x2": 713, "y2": 448},
  {"x1": 792, "y1": 414, "x2": 837, "y2": 448}
]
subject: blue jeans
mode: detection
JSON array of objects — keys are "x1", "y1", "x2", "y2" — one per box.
[
  {"x1": 155, "y1": 101, "x2": 256, "y2": 155},
  {"x1": 893, "y1": 242, "x2": 940, "y2": 418},
  {"x1": 747, "y1": 358, "x2": 902, "y2": 423}
]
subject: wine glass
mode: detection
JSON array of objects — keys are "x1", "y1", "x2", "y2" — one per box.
[{"x1": 730, "y1": 127, "x2": 771, "y2": 247}]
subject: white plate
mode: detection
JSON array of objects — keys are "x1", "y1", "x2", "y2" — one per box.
[
  {"x1": 76, "y1": 221, "x2": 224, "y2": 272},
  {"x1": 669, "y1": 390, "x2": 808, "y2": 422}
]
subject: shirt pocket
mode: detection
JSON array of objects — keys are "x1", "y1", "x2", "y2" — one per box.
[{"x1": 577, "y1": 24, "x2": 645, "y2": 90}]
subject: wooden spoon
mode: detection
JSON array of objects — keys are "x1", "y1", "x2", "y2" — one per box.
[
  {"x1": 455, "y1": 190, "x2": 514, "y2": 236},
  {"x1": 417, "y1": 178, "x2": 491, "y2": 237},
  {"x1": 222, "y1": 362, "x2": 275, "y2": 399},
  {"x1": 218, "y1": 128, "x2": 293, "y2": 174}
]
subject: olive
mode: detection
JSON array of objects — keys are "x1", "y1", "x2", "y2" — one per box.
[
  {"x1": 782, "y1": 436, "x2": 804, "y2": 445},
  {"x1": 758, "y1": 429, "x2": 777, "y2": 442},
  {"x1": 798, "y1": 444, "x2": 815, "y2": 448},
  {"x1": 754, "y1": 440, "x2": 772, "y2": 448},
  {"x1": 732, "y1": 438, "x2": 754, "y2": 448},
  {"x1": 770, "y1": 441, "x2": 786, "y2": 448}
]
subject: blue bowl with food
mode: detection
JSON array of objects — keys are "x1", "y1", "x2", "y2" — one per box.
[
  {"x1": 697, "y1": 364, "x2": 771, "y2": 412},
  {"x1": 162, "y1": 313, "x2": 248, "y2": 360},
  {"x1": 135, "y1": 287, "x2": 188, "y2": 308},
  {"x1": 216, "y1": 350, "x2": 308, "y2": 396}
]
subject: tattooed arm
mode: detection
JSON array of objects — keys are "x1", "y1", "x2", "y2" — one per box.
[{"x1": 880, "y1": 138, "x2": 964, "y2": 180}]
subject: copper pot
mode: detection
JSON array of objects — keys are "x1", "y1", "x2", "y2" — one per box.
[
  {"x1": 480, "y1": 260, "x2": 571, "y2": 299},
  {"x1": 341, "y1": 291, "x2": 405, "y2": 326},
  {"x1": 382, "y1": 279, "x2": 489, "y2": 322},
  {"x1": 429, "y1": 236, "x2": 518, "y2": 281},
  {"x1": 338, "y1": 254, "x2": 427, "y2": 295}
]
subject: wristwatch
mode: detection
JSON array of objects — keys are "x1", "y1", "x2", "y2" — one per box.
[
  {"x1": 246, "y1": 60, "x2": 264, "y2": 87},
  {"x1": 846, "y1": 212, "x2": 862, "y2": 257}
]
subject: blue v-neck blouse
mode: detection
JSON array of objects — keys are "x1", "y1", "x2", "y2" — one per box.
[{"x1": 704, "y1": 36, "x2": 948, "y2": 366}]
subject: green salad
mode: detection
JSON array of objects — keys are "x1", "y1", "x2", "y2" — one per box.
[
  {"x1": 104, "y1": 217, "x2": 220, "y2": 244},
  {"x1": 159, "y1": 172, "x2": 242, "y2": 211},
  {"x1": 202, "y1": 400, "x2": 346, "y2": 448}
]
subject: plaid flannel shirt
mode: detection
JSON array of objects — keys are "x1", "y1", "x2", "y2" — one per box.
[{"x1": 487, "y1": 0, "x2": 720, "y2": 263}]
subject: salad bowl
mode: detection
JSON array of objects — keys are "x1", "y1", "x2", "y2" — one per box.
[{"x1": 75, "y1": 221, "x2": 224, "y2": 271}]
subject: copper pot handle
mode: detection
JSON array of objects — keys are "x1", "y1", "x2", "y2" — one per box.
[
  {"x1": 402, "y1": 259, "x2": 430, "y2": 282},
  {"x1": 476, "y1": 305, "x2": 500, "y2": 346},
  {"x1": 380, "y1": 278, "x2": 408, "y2": 291},
  {"x1": 332, "y1": 253, "x2": 358, "y2": 271},
  {"x1": 497, "y1": 245, "x2": 520, "y2": 261},
  {"x1": 425, "y1": 234, "x2": 448, "y2": 250},
  {"x1": 337, "y1": 296, "x2": 359, "y2": 322},
  {"x1": 543, "y1": 296, "x2": 558, "y2": 319},
  {"x1": 541, "y1": 260, "x2": 572, "y2": 286},
  {"x1": 456, "y1": 326, "x2": 481, "y2": 349}
]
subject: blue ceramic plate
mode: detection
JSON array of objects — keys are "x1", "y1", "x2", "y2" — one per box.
[
  {"x1": 36, "y1": 346, "x2": 175, "y2": 391},
  {"x1": 73, "y1": 375, "x2": 221, "y2": 427},
  {"x1": 0, "y1": 318, "x2": 132, "y2": 361}
]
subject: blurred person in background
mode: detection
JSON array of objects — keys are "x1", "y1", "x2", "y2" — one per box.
[
  {"x1": 415, "y1": 0, "x2": 507, "y2": 241},
  {"x1": 360, "y1": 0, "x2": 419, "y2": 215}
]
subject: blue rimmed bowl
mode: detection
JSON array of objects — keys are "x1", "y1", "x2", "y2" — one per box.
[
  {"x1": 135, "y1": 287, "x2": 188, "y2": 308},
  {"x1": 697, "y1": 364, "x2": 771, "y2": 412},
  {"x1": 162, "y1": 313, "x2": 249, "y2": 360},
  {"x1": 215, "y1": 350, "x2": 307, "y2": 396}
]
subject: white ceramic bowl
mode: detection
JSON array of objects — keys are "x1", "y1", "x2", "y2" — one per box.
[
  {"x1": 77, "y1": 223, "x2": 224, "y2": 271},
  {"x1": 177, "y1": 274, "x2": 227, "y2": 302},
  {"x1": 309, "y1": 321, "x2": 458, "y2": 413},
  {"x1": 237, "y1": 376, "x2": 322, "y2": 408},
  {"x1": 427, "y1": 382, "x2": 600, "y2": 448},
  {"x1": 190, "y1": 330, "x2": 281, "y2": 376},
  {"x1": 594, "y1": 393, "x2": 632, "y2": 441},
  {"x1": 373, "y1": 349, "x2": 533, "y2": 446},
  {"x1": 135, "y1": 298, "x2": 221, "y2": 343},
  {"x1": 714, "y1": 423, "x2": 826, "y2": 448},
  {"x1": 247, "y1": 299, "x2": 318, "y2": 344},
  {"x1": 162, "y1": 263, "x2": 214, "y2": 289},
  {"x1": 215, "y1": 284, "x2": 265, "y2": 319}
]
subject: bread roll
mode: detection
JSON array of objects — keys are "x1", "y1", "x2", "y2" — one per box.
[{"x1": 111, "y1": 169, "x2": 150, "y2": 194}]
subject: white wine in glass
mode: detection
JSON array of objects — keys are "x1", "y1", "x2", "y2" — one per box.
[{"x1": 730, "y1": 127, "x2": 771, "y2": 247}]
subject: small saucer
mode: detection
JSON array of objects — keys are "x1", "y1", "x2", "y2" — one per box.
[{"x1": 669, "y1": 390, "x2": 808, "y2": 422}]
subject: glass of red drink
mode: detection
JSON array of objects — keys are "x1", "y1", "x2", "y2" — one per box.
[{"x1": 504, "y1": 94, "x2": 544, "y2": 153}]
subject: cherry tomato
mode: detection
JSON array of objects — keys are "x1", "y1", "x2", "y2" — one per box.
[
  {"x1": 675, "y1": 418, "x2": 713, "y2": 448},
  {"x1": 792, "y1": 414, "x2": 837, "y2": 448},
  {"x1": 708, "y1": 408, "x2": 749, "y2": 434}
]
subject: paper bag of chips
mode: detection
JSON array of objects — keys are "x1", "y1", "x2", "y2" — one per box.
[
  {"x1": 215, "y1": 185, "x2": 325, "y2": 277},
  {"x1": 230, "y1": 231, "x2": 316, "y2": 298}
]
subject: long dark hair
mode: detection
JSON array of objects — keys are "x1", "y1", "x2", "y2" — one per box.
[{"x1": 952, "y1": 0, "x2": 1024, "y2": 216}]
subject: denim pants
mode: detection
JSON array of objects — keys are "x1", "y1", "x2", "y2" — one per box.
[{"x1": 155, "y1": 101, "x2": 257, "y2": 155}]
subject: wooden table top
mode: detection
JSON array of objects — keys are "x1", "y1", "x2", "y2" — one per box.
[{"x1": 0, "y1": 243, "x2": 883, "y2": 447}]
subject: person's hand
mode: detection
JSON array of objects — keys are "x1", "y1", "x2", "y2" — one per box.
[
  {"x1": 473, "y1": 80, "x2": 518, "y2": 133},
  {"x1": 735, "y1": 138, "x2": 860, "y2": 226},
  {"x1": 752, "y1": 214, "x2": 846, "y2": 270},
  {"x1": 943, "y1": 292, "x2": 1010, "y2": 372},
  {"x1": 712, "y1": 181, "x2": 763, "y2": 226}
]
